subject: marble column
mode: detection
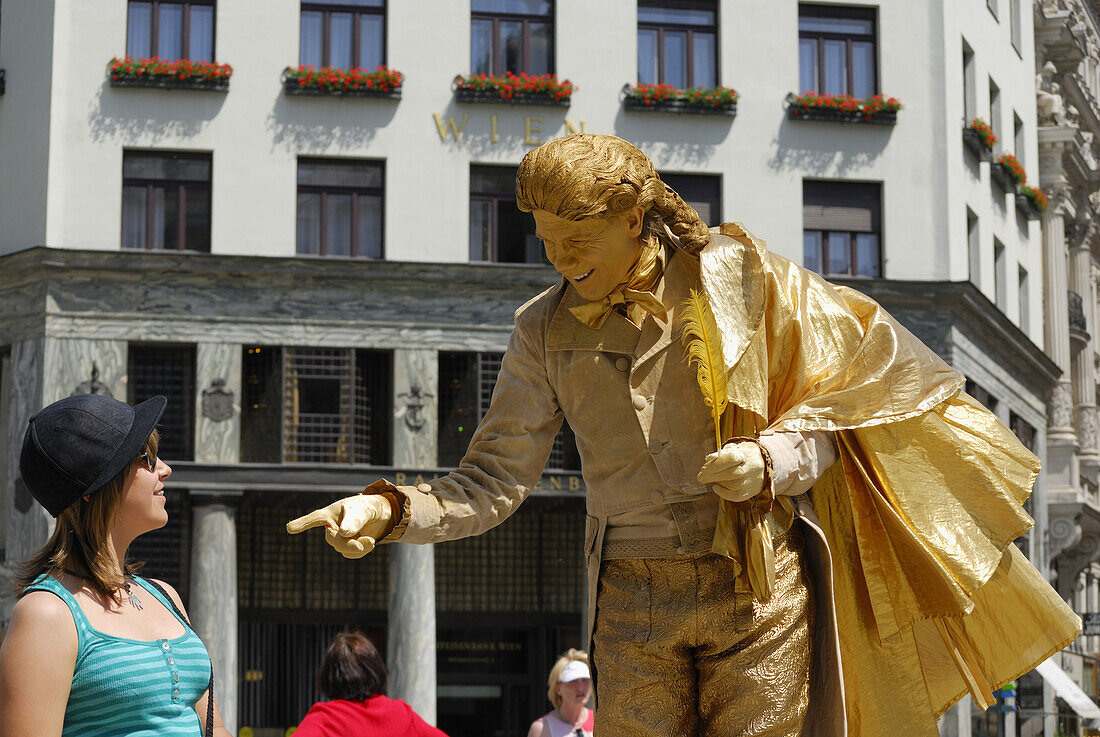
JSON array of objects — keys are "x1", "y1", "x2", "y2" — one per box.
[
  {"x1": 1042, "y1": 197, "x2": 1079, "y2": 493},
  {"x1": 189, "y1": 498, "x2": 239, "y2": 735},
  {"x1": 937, "y1": 696, "x2": 972, "y2": 737},
  {"x1": 1089, "y1": 572, "x2": 1100, "y2": 653},
  {"x1": 1071, "y1": 245, "x2": 1099, "y2": 473},
  {"x1": 194, "y1": 343, "x2": 242, "y2": 465},
  {"x1": 388, "y1": 349, "x2": 438, "y2": 724},
  {"x1": 5, "y1": 339, "x2": 47, "y2": 577}
]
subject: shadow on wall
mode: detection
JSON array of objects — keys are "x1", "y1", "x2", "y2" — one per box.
[
  {"x1": 769, "y1": 115, "x2": 893, "y2": 176},
  {"x1": 87, "y1": 80, "x2": 227, "y2": 143},
  {"x1": 266, "y1": 93, "x2": 398, "y2": 152},
  {"x1": 613, "y1": 106, "x2": 733, "y2": 168}
]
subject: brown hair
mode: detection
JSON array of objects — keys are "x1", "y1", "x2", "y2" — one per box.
[
  {"x1": 15, "y1": 431, "x2": 159, "y2": 604},
  {"x1": 515, "y1": 134, "x2": 711, "y2": 254},
  {"x1": 318, "y1": 631, "x2": 388, "y2": 701},
  {"x1": 546, "y1": 648, "x2": 589, "y2": 709}
]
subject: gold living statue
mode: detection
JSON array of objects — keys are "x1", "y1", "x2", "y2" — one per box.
[{"x1": 289, "y1": 134, "x2": 1080, "y2": 737}]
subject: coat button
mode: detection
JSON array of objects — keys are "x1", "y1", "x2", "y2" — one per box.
[
  {"x1": 650, "y1": 491, "x2": 663, "y2": 504},
  {"x1": 648, "y1": 439, "x2": 664, "y2": 454},
  {"x1": 615, "y1": 357, "x2": 629, "y2": 371},
  {"x1": 173, "y1": 689, "x2": 179, "y2": 698},
  {"x1": 417, "y1": 483, "x2": 432, "y2": 492},
  {"x1": 632, "y1": 395, "x2": 648, "y2": 411}
]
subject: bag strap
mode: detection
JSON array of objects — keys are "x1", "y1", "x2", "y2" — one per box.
[{"x1": 143, "y1": 577, "x2": 215, "y2": 737}]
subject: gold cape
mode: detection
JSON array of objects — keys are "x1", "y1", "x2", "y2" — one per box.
[{"x1": 700, "y1": 223, "x2": 1081, "y2": 736}]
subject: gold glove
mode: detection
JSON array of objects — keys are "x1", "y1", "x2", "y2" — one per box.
[
  {"x1": 697, "y1": 440, "x2": 768, "y2": 503},
  {"x1": 286, "y1": 491, "x2": 394, "y2": 559}
]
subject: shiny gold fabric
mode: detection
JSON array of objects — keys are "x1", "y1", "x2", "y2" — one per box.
[
  {"x1": 698, "y1": 223, "x2": 1080, "y2": 735},
  {"x1": 569, "y1": 238, "x2": 666, "y2": 328},
  {"x1": 592, "y1": 524, "x2": 812, "y2": 737}
]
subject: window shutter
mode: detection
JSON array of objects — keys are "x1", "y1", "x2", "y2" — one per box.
[{"x1": 803, "y1": 181, "x2": 881, "y2": 233}]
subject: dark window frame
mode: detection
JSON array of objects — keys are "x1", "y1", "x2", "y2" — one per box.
[
  {"x1": 637, "y1": 0, "x2": 719, "y2": 88},
  {"x1": 299, "y1": 1, "x2": 387, "y2": 69},
  {"x1": 296, "y1": 158, "x2": 385, "y2": 260},
  {"x1": 121, "y1": 150, "x2": 213, "y2": 253},
  {"x1": 126, "y1": 0, "x2": 217, "y2": 61},
  {"x1": 802, "y1": 180, "x2": 882, "y2": 279},
  {"x1": 469, "y1": 164, "x2": 541, "y2": 264},
  {"x1": 471, "y1": 1, "x2": 555, "y2": 76},
  {"x1": 127, "y1": 343, "x2": 197, "y2": 461},
  {"x1": 798, "y1": 4, "x2": 878, "y2": 97}
]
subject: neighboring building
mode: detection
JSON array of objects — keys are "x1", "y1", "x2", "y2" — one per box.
[{"x1": 0, "y1": 1, "x2": 1077, "y2": 735}]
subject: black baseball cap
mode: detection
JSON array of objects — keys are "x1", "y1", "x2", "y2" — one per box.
[{"x1": 19, "y1": 394, "x2": 167, "y2": 517}]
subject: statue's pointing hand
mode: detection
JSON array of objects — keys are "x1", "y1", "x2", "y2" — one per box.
[
  {"x1": 697, "y1": 441, "x2": 766, "y2": 503},
  {"x1": 286, "y1": 489, "x2": 394, "y2": 559}
]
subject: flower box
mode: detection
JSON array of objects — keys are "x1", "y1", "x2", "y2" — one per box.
[
  {"x1": 963, "y1": 118, "x2": 996, "y2": 161},
  {"x1": 282, "y1": 66, "x2": 403, "y2": 98},
  {"x1": 1016, "y1": 184, "x2": 1048, "y2": 220},
  {"x1": 453, "y1": 72, "x2": 573, "y2": 106},
  {"x1": 785, "y1": 92, "x2": 901, "y2": 126},
  {"x1": 962, "y1": 129, "x2": 993, "y2": 162},
  {"x1": 991, "y1": 162, "x2": 1018, "y2": 192},
  {"x1": 622, "y1": 83, "x2": 737, "y2": 116},
  {"x1": 109, "y1": 56, "x2": 232, "y2": 91}
]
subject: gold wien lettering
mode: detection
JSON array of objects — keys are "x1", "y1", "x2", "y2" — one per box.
[
  {"x1": 433, "y1": 113, "x2": 469, "y2": 141},
  {"x1": 564, "y1": 119, "x2": 586, "y2": 134},
  {"x1": 525, "y1": 117, "x2": 543, "y2": 145}
]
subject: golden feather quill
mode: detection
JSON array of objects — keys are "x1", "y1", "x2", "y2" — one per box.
[{"x1": 678, "y1": 288, "x2": 728, "y2": 452}]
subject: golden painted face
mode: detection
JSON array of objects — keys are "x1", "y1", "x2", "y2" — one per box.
[{"x1": 533, "y1": 208, "x2": 645, "y2": 302}]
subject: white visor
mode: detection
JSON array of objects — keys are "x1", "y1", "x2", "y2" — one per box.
[{"x1": 559, "y1": 660, "x2": 591, "y2": 682}]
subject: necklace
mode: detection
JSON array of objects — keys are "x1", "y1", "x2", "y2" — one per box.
[{"x1": 63, "y1": 569, "x2": 143, "y2": 610}]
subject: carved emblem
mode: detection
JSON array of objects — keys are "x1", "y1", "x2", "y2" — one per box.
[
  {"x1": 202, "y1": 378, "x2": 235, "y2": 422},
  {"x1": 397, "y1": 381, "x2": 433, "y2": 432},
  {"x1": 73, "y1": 362, "x2": 113, "y2": 398}
]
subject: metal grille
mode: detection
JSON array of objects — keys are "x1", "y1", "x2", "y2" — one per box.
[
  {"x1": 127, "y1": 490, "x2": 191, "y2": 605},
  {"x1": 128, "y1": 344, "x2": 195, "y2": 461},
  {"x1": 241, "y1": 346, "x2": 283, "y2": 463},
  {"x1": 438, "y1": 352, "x2": 580, "y2": 471},
  {"x1": 237, "y1": 491, "x2": 391, "y2": 611},
  {"x1": 435, "y1": 497, "x2": 585, "y2": 613},
  {"x1": 281, "y1": 348, "x2": 391, "y2": 464}
]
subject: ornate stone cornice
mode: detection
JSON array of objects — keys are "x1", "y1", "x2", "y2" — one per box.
[{"x1": 1050, "y1": 496, "x2": 1100, "y2": 598}]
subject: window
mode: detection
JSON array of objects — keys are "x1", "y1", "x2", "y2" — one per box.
[
  {"x1": 127, "y1": 1, "x2": 215, "y2": 61},
  {"x1": 994, "y1": 239, "x2": 1006, "y2": 311},
  {"x1": 660, "y1": 173, "x2": 721, "y2": 225},
  {"x1": 1018, "y1": 266, "x2": 1029, "y2": 329},
  {"x1": 299, "y1": 0, "x2": 385, "y2": 70},
  {"x1": 241, "y1": 346, "x2": 391, "y2": 464},
  {"x1": 297, "y1": 159, "x2": 384, "y2": 259},
  {"x1": 128, "y1": 344, "x2": 196, "y2": 461},
  {"x1": 962, "y1": 41, "x2": 975, "y2": 121},
  {"x1": 470, "y1": 165, "x2": 541, "y2": 264},
  {"x1": 1009, "y1": 411, "x2": 1035, "y2": 557},
  {"x1": 438, "y1": 351, "x2": 580, "y2": 471},
  {"x1": 637, "y1": 1, "x2": 718, "y2": 89},
  {"x1": 798, "y1": 4, "x2": 876, "y2": 98},
  {"x1": 967, "y1": 208, "x2": 980, "y2": 284},
  {"x1": 122, "y1": 151, "x2": 212, "y2": 252},
  {"x1": 987, "y1": 0, "x2": 998, "y2": 20},
  {"x1": 965, "y1": 379, "x2": 998, "y2": 412},
  {"x1": 989, "y1": 78, "x2": 1001, "y2": 152},
  {"x1": 1010, "y1": 0, "x2": 1021, "y2": 50},
  {"x1": 1014, "y1": 113, "x2": 1025, "y2": 169},
  {"x1": 471, "y1": 0, "x2": 553, "y2": 76},
  {"x1": 802, "y1": 181, "x2": 882, "y2": 277}
]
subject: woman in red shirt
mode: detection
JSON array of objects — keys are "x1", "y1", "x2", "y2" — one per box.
[{"x1": 293, "y1": 632, "x2": 448, "y2": 737}]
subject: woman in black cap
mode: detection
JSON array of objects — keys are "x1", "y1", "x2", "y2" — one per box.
[{"x1": 0, "y1": 394, "x2": 231, "y2": 737}]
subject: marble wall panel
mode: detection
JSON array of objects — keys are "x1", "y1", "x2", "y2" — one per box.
[
  {"x1": 42, "y1": 338, "x2": 127, "y2": 404},
  {"x1": 195, "y1": 343, "x2": 242, "y2": 464},
  {"x1": 392, "y1": 349, "x2": 438, "y2": 467},
  {"x1": 4, "y1": 338, "x2": 48, "y2": 587}
]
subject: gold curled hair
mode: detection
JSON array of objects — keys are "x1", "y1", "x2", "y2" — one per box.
[{"x1": 516, "y1": 133, "x2": 711, "y2": 254}]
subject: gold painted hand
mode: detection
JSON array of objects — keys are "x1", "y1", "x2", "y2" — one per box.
[
  {"x1": 697, "y1": 441, "x2": 766, "y2": 503},
  {"x1": 286, "y1": 493, "x2": 393, "y2": 559}
]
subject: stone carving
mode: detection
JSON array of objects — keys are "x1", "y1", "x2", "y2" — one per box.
[
  {"x1": 1078, "y1": 404, "x2": 1099, "y2": 452},
  {"x1": 397, "y1": 381, "x2": 433, "y2": 432},
  {"x1": 73, "y1": 362, "x2": 113, "y2": 398},
  {"x1": 1051, "y1": 381, "x2": 1076, "y2": 428},
  {"x1": 201, "y1": 378, "x2": 235, "y2": 422},
  {"x1": 1051, "y1": 513, "x2": 1084, "y2": 555}
]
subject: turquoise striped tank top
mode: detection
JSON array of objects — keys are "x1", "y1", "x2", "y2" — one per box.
[{"x1": 25, "y1": 574, "x2": 212, "y2": 737}]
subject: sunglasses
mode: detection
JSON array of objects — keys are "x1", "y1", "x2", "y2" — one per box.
[{"x1": 138, "y1": 450, "x2": 158, "y2": 473}]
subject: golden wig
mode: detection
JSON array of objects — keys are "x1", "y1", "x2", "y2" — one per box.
[{"x1": 515, "y1": 134, "x2": 711, "y2": 254}]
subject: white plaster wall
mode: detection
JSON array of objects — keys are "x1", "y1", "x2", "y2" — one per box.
[
  {"x1": 25, "y1": 0, "x2": 1041, "y2": 339},
  {"x1": 941, "y1": 0, "x2": 1042, "y2": 341},
  {"x1": 0, "y1": 0, "x2": 55, "y2": 256}
]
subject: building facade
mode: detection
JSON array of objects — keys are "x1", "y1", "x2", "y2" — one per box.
[{"x1": 0, "y1": 0, "x2": 1079, "y2": 735}]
